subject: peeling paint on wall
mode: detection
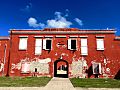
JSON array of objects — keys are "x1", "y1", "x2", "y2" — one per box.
[
  {"x1": 30, "y1": 61, "x2": 49, "y2": 73},
  {"x1": 71, "y1": 57, "x2": 88, "y2": 78},
  {"x1": 10, "y1": 58, "x2": 51, "y2": 75},
  {"x1": 0, "y1": 63, "x2": 4, "y2": 72},
  {"x1": 71, "y1": 60, "x2": 83, "y2": 77}
]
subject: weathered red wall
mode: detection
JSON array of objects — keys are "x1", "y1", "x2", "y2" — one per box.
[
  {"x1": 7, "y1": 29, "x2": 120, "y2": 79},
  {"x1": 0, "y1": 38, "x2": 9, "y2": 76}
]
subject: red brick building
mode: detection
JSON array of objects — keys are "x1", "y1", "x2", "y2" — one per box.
[
  {"x1": 0, "y1": 28, "x2": 120, "y2": 78},
  {"x1": 0, "y1": 37, "x2": 10, "y2": 76}
]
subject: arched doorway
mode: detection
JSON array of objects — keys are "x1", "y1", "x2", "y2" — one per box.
[{"x1": 54, "y1": 59, "x2": 68, "y2": 78}]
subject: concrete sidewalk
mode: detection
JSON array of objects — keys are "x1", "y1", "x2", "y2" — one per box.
[{"x1": 44, "y1": 77, "x2": 76, "y2": 90}]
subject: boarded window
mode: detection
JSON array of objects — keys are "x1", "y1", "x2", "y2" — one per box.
[
  {"x1": 68, "y1": 39, "x2": 76, "y2": 50},
  {"x1": 96, "y1": 39, "x2": 104, "y2": 50},
  {"x1": 43, "y1": 39, "x2": 52, "y2": 50},
  {"x1": 35, "y1": 39, "x2": 42, "y2": 55},
  {"x1": 81, "y1": 38, "x2": 88, "y2": 55},
  {"x1": 19, "y1": 37, "x2": 28, "y2": 50},
  {"x1": 21, "y1": 62, "x2": 30, "y2": 73},
  {"x1": 92, "y1": 63, "x2": 102, "y2": 74}
]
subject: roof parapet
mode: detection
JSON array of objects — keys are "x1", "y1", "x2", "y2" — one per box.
[
  {"x1": 0, "y1": 37, "x2": 10, "y2": 40},
  {"x1": 115, "y1": 36, "x2": 120, "y2": 40},
  {"x1": 9, "y1": 28, "x2": 116, "y2": 35}
]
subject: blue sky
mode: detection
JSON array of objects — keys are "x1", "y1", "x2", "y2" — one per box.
[{"x1": 0, "y1": 0, "x2": 120, "y2": 36}]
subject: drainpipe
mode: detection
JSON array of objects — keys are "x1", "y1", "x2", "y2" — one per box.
[
  {"x1": 2, "y1": 44, "x2": 7, "y2": 76},
  {"x1": 6, "y1": 31, "x2": 12, "y2": 77}
]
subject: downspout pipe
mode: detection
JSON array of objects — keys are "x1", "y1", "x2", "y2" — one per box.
[
  {"x1": 2, "y1": 44, "x2": 7, "y2": 76},
  {"x1": 6, "y1": 30, "x2": 12, "y2": 77}
]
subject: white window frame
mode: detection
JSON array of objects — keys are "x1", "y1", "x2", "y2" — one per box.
[
  {"x1": 96, "y1": 39, "x2": 104, "y2": 50},
  {"x1": 92, "y1": 62, "x2": 102, "y2": 74},
  {"x1": 81, "y1": 38, "x2": 88, "y2": 55},
  {"x1": 68, "y1": 38, "x2": 77, "y2": 50},
  {"x1": 35, "y1": 38, "x2": 42, "y2": 55},
  {"x1": 68, "y1": 38, "x2": 71, "y2": 49},
  {"x1": 43, "y1": 38, "x2": 52, "y2": 50},
  {"x1": 19, "y1": 37, "x2": 28, "y2": 50}
]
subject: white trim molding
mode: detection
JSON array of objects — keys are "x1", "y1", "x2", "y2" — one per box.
[
  {"x1": 55, "y1": 35, "x2": 66, "y2": 38},
  {"x1": 34, "y1": 36, "x2": 44, "y2": 38}
]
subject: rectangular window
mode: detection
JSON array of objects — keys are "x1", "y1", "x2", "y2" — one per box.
[
  {"x1": 68, "y1": 39, "x2": 71, "y2": 49},
  {"x1": 43, "y1": 39, "x2": 52, "y2": 50},
  {"x1": 35, "y1": 39, "x2": 42, "y2": 55},
  {"x1": 19, "y1": 37, "x2": 28, "y2": 50},
  {"x1": 96, "y1": 39, "x2": 104, "y2": 50},
  {"x1": 68, "y1": 39, "x2": 76, "y2": 50},
  {"x1": 21, "y1": 62, "x2": 30, "y2": 73},
  {"x1": 81, "y1": 38, "x2": 88, "y2": 55},
  {"x1": 92, "y1": 62, "x2": 102, "y2": 74},
  {"x1": 71, "y1": 40, "x2": 76, "y2": 50},
  {"x1": 46, "y1": 40, "x2": 51, "y2": 49}
]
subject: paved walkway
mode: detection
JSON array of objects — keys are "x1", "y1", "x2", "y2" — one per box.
[{"x1": 44, "y1": 77, "x2": 76, "y2": 90}]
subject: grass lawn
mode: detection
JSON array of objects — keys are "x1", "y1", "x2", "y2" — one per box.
[
  {"x1": 70, "y1": 78, "x2": 120, "y2": 88},
  {"x1": 0, "y1": 77, "x2": 52, "y2": 87}
]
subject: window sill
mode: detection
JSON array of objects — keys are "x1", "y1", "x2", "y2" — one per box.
[
  {"x1": 97, "y1": 49, "x2": 104, "y2": 51},
  {"x1": 19, "y1": 49, "x2": 27, "y2": 51},
  {"x1": 44, "y1": 49, "x2": 51, "y2": 50},
  {"x1": 35, "y1": 54, "x2": 41, "y2": 56},
  {"x1": 81, "y1": 54, "x2": 88, "y2": 56},
  {"x1": 70, "y1": 49, "x2": 76, "y2": 50}
]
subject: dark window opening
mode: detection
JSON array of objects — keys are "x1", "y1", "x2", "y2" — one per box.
[
  {"x1": 46, "y1": 40, "x2": 51, "y2": 50},
  {"x1": 92, "y1": 63, "x2": 101, "y2": 74},
  {"x1": 94, "y1": 65, "x2": 99, "y2": 74},
  {"x1": 71, "y1": 40, "x2": 76, "y2": 50},
  {"x1": 35, "y1": 68, "x2": 37, "y2": 72}
]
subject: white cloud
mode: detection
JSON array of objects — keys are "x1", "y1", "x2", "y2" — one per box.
[
  {"x1": 74, "y1": 18, "x2": 83, "y2": 26},
  {"x1": 47, "y1": 11, "x2": 72, "y2": 28},
  {"x1": 28, "y1": 17, "x2": 45, "y2": 28},
  {"x1": 27, "y1": 11, "x2": 83, "y2": 29}
]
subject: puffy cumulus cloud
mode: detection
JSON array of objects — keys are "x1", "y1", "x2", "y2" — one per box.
[
  {"x1": 47, "y1": 11, "x2": 72, "y2": 28},
  {"x1": 27, "y1": 10, "x2": 83, "y2": 29},
  {"x1": 74, "y1": 18, "x2": 83, "y2": 26},
  {"x1": 28, "y1": 17, "x2": 45, "y2": 28}
]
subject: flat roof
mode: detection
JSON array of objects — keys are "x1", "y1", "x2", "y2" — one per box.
[
  {"x1": 0, "y1": 36, "x2": 10, "y2": 40},
  {"x1": 9, "y1": 28, "x2": 116, "y2": 35}
]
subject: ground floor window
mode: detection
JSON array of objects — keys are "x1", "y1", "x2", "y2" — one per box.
[{"x1": 92, "y1": 62, "x2": 102, "y2": 74}]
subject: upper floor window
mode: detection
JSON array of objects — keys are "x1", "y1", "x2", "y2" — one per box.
[
  {"x1": 19, "y1": 37, "x2": 28, "y2": 50},
  {"x1": 96, "y1": 39, "x2": 104, "y2": 50},
  {"x1": 43, "y1": 39, "x2": 52, "y2": 50},
  {"x1": 81, "y1": 38, "x2": 88, "y2": 55},
  {"x1": 35, "y1": 38, "x2": 42, "y2": 55},
  {"x1": 71, "y1": 40, "x2": 76, "y2": 50},
  {"x1": 68, "y1": 39, "x2": 76, "y2": 50}
]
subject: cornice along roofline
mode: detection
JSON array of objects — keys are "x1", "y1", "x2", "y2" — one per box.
[{"x1": 9, "y1": 28, "x2": 116, "y2": 35}]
